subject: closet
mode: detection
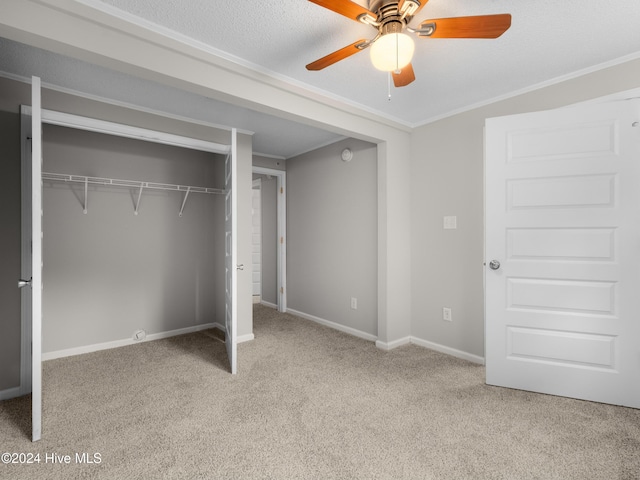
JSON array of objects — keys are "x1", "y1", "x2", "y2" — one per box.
[{"x1": 40, "y1": 123, "x2": 227, "y2": 356}]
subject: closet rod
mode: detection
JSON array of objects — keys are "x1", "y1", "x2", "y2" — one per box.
[{"x1": 41, "y1": 172, "x2": 225, "y2": 195}]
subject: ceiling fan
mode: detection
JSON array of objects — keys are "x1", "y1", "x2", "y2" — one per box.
[{"x1": 306, "y1": 0, "x2": 511, "y2": 87}]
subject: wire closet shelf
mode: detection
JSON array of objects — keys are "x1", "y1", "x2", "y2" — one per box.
[{"x1": 42, "y1": 172, "x2": 225, "y2": 217}]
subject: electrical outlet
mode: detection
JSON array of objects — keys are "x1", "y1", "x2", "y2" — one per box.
[
  {"x1": 443, "y1": 307, "x2": 452, "y2": 322},
  {"x1": 133, "y1": 329, "x2": 146, "y2": 341},
  {"x1": 351, "y1": 297, "x2": 358, "y2": 310}
]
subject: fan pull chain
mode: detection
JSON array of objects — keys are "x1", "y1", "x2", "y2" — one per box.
[{"x1": 388, "y1": 72, "x2": 392, "y2": 101}]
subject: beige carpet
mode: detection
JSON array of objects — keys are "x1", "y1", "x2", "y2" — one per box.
[{"x1": 1, "y1": 304, "x2": 639, "y2": 479}]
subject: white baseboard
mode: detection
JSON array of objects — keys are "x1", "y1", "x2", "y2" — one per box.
[
  {"x1": 0, "y1": 386, "x2": 22, "y2": 401},
  {"x1": 280, "y1": 310, "x2": 483, "y2": 364},
  {"x1": 213, "y1": 322, "x2": 255, "y2": 344},
  {"x1": 42, "y1": 323, "x2": 217, "y2": 361},
  {"x1": 260, "y1": 300, "x2": 278, "y2": 309},
  {"x1": 410, "y1": 336, "x2": 485, "y2": 365},
  {"x1": 375, "y1": 336, "x2": 411, "y2": 351},
  {"x1": 286, "y1": 308, "x2": 378, "y2": 342},
  {"x1": 238, "y1": 333, "x2": 255, "y2": 343}
]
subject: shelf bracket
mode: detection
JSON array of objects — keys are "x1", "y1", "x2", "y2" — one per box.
[
  {"x1": 179, "y1": 187, "x2": 191, "y2": 217},
  {"x1": 134, "y1": 185, "x2": 144, "y2": 215},
  {"x1": 83, "y1": 176, "x2": 88, "y2": 214}
]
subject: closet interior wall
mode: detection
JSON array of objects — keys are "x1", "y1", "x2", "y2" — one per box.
[{"x1": 42, "y1": 124, "x2": 226, "y2": 354}]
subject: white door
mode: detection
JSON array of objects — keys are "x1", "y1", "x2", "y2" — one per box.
[
  {"x1": 485, "y1": 98, "x2": 640, "y2": 408},
  {"x1": 20, "y1": 77, "x2": 44, "y2": 440},
  {"x1": 224, "y1": 130, "x2": 238, "y2": 374}
]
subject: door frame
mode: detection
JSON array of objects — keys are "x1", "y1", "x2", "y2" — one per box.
[
  {"x1": 251, "y1": 178, "x2": 262, "y2": 301},
  {"x1": 252, "y1": 166, "x2": 287, "y2": 312}
]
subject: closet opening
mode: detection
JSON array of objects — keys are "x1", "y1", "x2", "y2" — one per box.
[{"x1": 20, "y1": 105, "x2": 239, "y2": 423}]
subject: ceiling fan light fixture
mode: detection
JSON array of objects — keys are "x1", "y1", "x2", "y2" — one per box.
[{"x1": 369, "y1": 32, "x2": 415, "y2": 72}]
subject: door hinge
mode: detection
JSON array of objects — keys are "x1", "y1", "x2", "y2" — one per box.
[
  {"x1": 280, "y1": 187, "x2": 283, "y2": 194},
  {"x1": 280, "y1": 287, "x2": 284, "y2": 294},
  {"x1": 280, "y1": 237, "x2": 284, "y2": 244}
]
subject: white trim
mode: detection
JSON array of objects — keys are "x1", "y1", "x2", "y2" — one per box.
[
  {"x1": 0, "y1": 387, "x2": 22, "y2": 402},
  {"x1": 410, "y1": 337, "x2": 485, "y2": 365},
  {"x1": 42, "y1": 323, "x2": 217, "y2": 361},
  {"x1": 73, "y1": 0, "x2": 413, "y2": 131},
  {"x1": 260, "y1": 300, "x2": 278, "y2": 309},
  {"x1": 238, "y1": 333, "x2": 255, "y2": 343},
  {"x1": 415, "y1": 50, "x2": 640, "y2": 128},
  {"x1": 375, "y1": 337, "x2": 411, "y2": 351},
  {"x1": 287, "y1": 308, "x2": 378, "y2": 343},
  {"x1": 22, "y1": 106, "x2": 230, "y2": 155},
  {"x1": 1, "y1": 71, "x2": 255, "y2": 138},
  {"x1": 213, "y1": 323, "x2": 254, "y2": 343},
  {"x1": 374, "y1": 335, "x2": 484, "y2": 364},
  {"x1": 31, "y1": 76, "x2": 43, "y2": 442},
  {"x1": 252, "y1": 166, "x2": 287, "y2": 312}
]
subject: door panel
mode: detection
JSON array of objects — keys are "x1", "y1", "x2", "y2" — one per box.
[
  {"x1": 485, "y1": 99, "x2": 640, "y2": 408},
  {"x1": 30, "y1": 76, "x2": 43, "y2": 441},
  {"x1": 224, "y1": 130, "x2": 238, "y2": 374}
]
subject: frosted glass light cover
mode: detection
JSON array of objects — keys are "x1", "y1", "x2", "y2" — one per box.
[{"x1": 370, "y1": 33, "x2": 415, "y2": 72}]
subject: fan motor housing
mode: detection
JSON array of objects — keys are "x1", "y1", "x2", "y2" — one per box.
[
  {"x1": 368, "y1": 0, "x2": 412, "y2": 31},
  {"x1": 368, "y1": 0, "x2": 399, "y2": 13}
]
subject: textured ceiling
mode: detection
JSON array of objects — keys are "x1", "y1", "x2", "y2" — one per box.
[
  {"x1": 1, "y1": 0, "x2": 640, "y2": 158},
  {"x1": 92, "y1": 0, "x2": 640, "y2": 125}
]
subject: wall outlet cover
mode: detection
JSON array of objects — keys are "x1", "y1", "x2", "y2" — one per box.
[{"x1": 133, "y1": 329, "x2": 146, "y2": 341}]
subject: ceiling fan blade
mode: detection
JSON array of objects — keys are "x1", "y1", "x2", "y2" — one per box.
[
  {"x1": 421, "y1": 14, "x2": 512, "y2": 39},
  {"x1": 306, "y1": 39, "x2": 368, "y2": 71},
  {"x1": 308, "y1": 0, "x2": 376, "y2": 22},
  {"x1": 392, "y1": 64, "x2": 416, "y2": 87}
]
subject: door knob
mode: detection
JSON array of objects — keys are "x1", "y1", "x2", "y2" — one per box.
[
  {"x1": 18, "y1": 278, "x2": 32, "y2": 288},
  {"x1": 489, "y1": 260, "x2": 501, "y2": 270}
]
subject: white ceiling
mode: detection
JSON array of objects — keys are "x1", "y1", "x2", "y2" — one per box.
[{"x1": 2, "y1": 0, "x2": 640, "y2": 158}]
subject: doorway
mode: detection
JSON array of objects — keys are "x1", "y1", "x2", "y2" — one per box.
[{"x1": 252, "y1": 166, "x2": 287, "y2": 312}]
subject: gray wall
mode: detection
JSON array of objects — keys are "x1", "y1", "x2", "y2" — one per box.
[
  {"x1": 253, "y1": 155, "x2": 285, "y2": 171},
  {"x1": 410, "y1": 58, "x2": 640, "y2": 358},
  {"x1": 287, "y1": 138, "x2": 377, "y2": 336},
  {"x1": 0, "y1": 110, "x2": 22, "y2": 391},
  {"x1": 42, "y1": 125, "x2": 225, "y2": 353}
]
